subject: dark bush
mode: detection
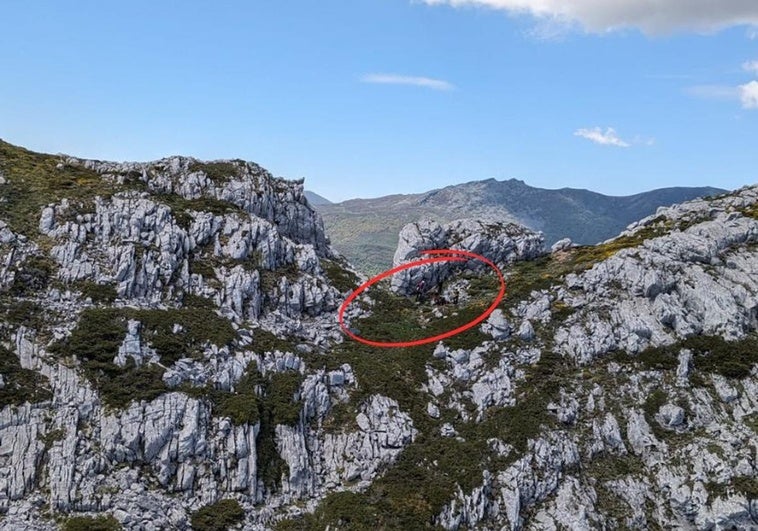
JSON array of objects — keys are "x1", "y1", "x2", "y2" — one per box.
[
  {"x1": 190, "y1": 499, "x2": 245, "y2": 531},
  {"x1": 62, "y1": 515, "x2": 121, "y2": 531}
]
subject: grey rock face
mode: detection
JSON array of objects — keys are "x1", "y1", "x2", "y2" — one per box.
[
  {"x1": 554, "y1": 191, "x2": 758, "y2": 363},
  {"x1": 390, "y1": 218, "x2": 544, "y2": 295}
]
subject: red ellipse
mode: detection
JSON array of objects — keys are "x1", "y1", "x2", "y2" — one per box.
[{"x1": 337, "y1": 249, "x2": 506, "y2": 348}]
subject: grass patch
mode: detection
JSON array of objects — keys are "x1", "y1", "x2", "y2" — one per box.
[
  {"x1": 0, "y1": 140, "x2": 116, "y2": 237},
  {"x1": 62, "y1": 515, "x2": 122, "y2": 531},
  {"x1": 321, "y1": 258, "x2": 360, "y2": 293},
  {"x1": 249, "y1": 328, "x2": 300, "y2": 354},
  {"x1": 190, "y1": 499, "x2": 245, "y2": 531},
  {"x1": 585, "y1": 452, "x2": 644, "y2": 482},
  {"x1": 633, "y1": 335, "x2": 758, "y2": 380},
  {"x1": 637, "y1": 346, "x2": 679, "y2": 371},
  {"x1": 188, "y1": 161, "x2": 242, "y2": 183}
]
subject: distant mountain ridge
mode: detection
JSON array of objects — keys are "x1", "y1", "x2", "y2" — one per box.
[
  {"x1": 314, "y1": 178, "x2": 725, "y2": 274},
  {"x1": 304, "y1": 190, "x2": 332, "y2": 206}
]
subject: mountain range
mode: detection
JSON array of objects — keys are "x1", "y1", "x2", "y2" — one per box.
[
  {"x1": 313, "y1": 178, "x2": 725, "y2": 274},
  {"x1": 0, "y1": 139, "x2": 756, "y2": 530}
]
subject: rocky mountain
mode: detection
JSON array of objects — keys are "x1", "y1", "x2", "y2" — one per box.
[
  {"x1": 1, "y1": 139, "x2": 757, "y2": 530},
  {"x1": 315, "y1": 178, "x2": 725, "y2": 275},
  {"x1": 303, "y1": 192, "x2": 332, "y2": 207}
]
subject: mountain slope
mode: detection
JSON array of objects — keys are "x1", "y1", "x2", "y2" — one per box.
[
  {"x1": 0, "y1": 140, "x2": 756, "y2": 530},
  {"x1": 316, "y1": 178, "x2": 725, "y2": 275},
  {"x1": 304, "y1": 190, "x2": 332, "y2": 206}
]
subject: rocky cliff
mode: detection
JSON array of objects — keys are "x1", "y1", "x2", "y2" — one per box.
[{"x1": 1, "y1": 140, "x2": 757, "y2": 530}]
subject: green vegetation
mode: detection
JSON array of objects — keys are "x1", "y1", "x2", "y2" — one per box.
[
  {"x1": 0, "y1": 140, "x2": 247, "y2": 239},
  {"x1": 585, "y1": 452, "x2": 644, "y2": 482},
  {"x1": 321, "y1": 258, "x2": 360, "y2": 293},
  {"x1": 636, "y1": 345, "x2": 679, "y2": 371},
  {"x1": 632, "y1": 334, "x2": 758, "y2": 379},
  {"x1": 156, "y1": 193, "x2": 246, "y2": 230},
  {"x1": 7, "y1": 255, "x2": 54, "y2": 297},
  {"x1": 0, "y1": 140, "x2": 115, "y2": 236},
  {"x1": 249, "y1": 328, "x2": 300, "y2": 355},
  {"x1": 739, "y1": 202, "x2": 758, "y2": 220},
  {"x1": 61, "y1": 515, "x2": 122, "y2": 531},
  {"x1": 75, "y1": 281, "x2": 118, "y2": 303},
  {"x1": 203, "y1": 364, "x2": 302, "y2": 491},
  {"x1": 733, "y1": 476, "x2": 758, "y2": 500},
  {"x1": 300, "y1": 284, "x2": 572, "y2": 529},
  {"x1": 0, "y1": 344, "x2": 52, "y2": 407},
  {"x1": 0, "y1": 299, "x2": 47, "y2": 332},
  {"x1": 188, "y1": 161, "x2": 242, "y2": 183},
  {"x1": 190, "y1": 499, "x2": 245, "y2": 531},
  {"x1": 49, "y1": 306, "x2": 236, "y2": 409},
  {"x1": 642, "y1": 389, "x2": 669, "y2": 439},
  {"x1": 208, "y1": 370, "x2": 261, "y2": 426},
  {"x1": 259, "y1": 263, "x2": 301, "y2": 293},
  {"x1": 210, "y1": 369, "x2": 303, "y2": 426}
]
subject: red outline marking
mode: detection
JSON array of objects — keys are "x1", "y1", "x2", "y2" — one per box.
[{"x1": 338, "y1": 249, "x2": 506, "y2": 348}]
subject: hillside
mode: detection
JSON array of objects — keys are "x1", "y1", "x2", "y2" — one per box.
[
  {"x1": 316, "y1": 178, "x2": 725, "y2": 275},
  {"x1": 0, "y1": 140, "x2": 757, "y2": 530},
  {"x1": 304, "y1": 190, "x2": 332, "y2": 206}
]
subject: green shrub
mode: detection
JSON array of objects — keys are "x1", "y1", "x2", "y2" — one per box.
[
  {"x1": 76, "y1": 281, "x2": 118, "y2": 303},
  {"x1": 632, "y1": 334, "x2": 758, "y2": 379},
  {"x1": 62, "y1": 515, "x2": 122, "y2": 531},
  {"x1": 0, "y1": 299, "x2": 46, "y2": 331},
  {"x1": 210, "y1": 370, "x2": 261, "y2": 426},
  {"x1": 190, "y1": 499, "x2": 245, "y2": 531},
  {"x1": 0, "y1": 345, "x2": 52, "y2": 407},
  {"x1": 8, "y1": 255, "x2": 54, "y2": 296},
  {"x1": 188, "y1": 161, "x2": 241, "y2": 183},
  {"x1": 637, "y1": 346, "x2": 679, "y2": 371},
  {"x1": 500, "y1": 224, "x2": 666, "y2": 311},
  {"x1": 733, "y1": 476, "x2": 758, "y2": 500},
  {"x1": 683, "y1": 335, "x2": 758, "y2": 379},
  {"x1": 49, "y1": 306, "x2": 236, "y2": 409},
  {"x1": 321, "y1": 259, "x2": 360, "y2": 293}
]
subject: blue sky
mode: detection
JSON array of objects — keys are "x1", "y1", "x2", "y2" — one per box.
[{"x1": 1, "y1": 1, "x2": 756, "y2": 201}]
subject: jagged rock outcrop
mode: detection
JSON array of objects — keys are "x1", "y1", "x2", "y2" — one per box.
[{"x1": 391, "y1": 218, "x2": 544, "y2": 295}]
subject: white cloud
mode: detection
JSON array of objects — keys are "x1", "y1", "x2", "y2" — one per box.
[
  {"x1": 421, "y1": 0, "x2": 758, "y2": 35},
  {"x1": 360, "y1": 73, "x2": 455, "y2": 91},
  {"x1": 574, "y1": 127, "x2": 630, "y2": 147},
  {"x1": 743, "y1": 60, "x2": 758, "y2": 73},
  {"x1": 739, "y1": 80, "x2": 758, "y2": 108}
]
